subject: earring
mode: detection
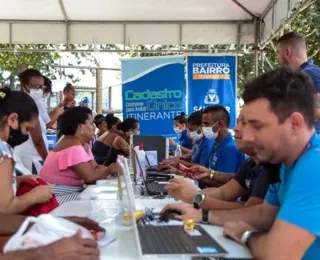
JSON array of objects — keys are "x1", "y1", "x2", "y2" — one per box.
[{"x1": 80, "y1": 129, "x2": 84, "y2": 135}]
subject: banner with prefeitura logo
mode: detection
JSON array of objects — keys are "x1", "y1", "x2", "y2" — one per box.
[
  {"x1": 121, "y1": 56, "x2": 185, "y2": 139},
  {"x1": 187, "y1": 55, "x2": 237, "y2": 128}
]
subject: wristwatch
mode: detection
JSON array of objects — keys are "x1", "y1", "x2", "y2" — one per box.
[
  {"x1": 193, "y1": 193, "x2": 205, "y2": 209},
  {"x1": 240, "y1": 230, "x2": 259, "y2": 246},
  {"x1": 202, "y1": 210, "x2": 209, "y2": 224}
]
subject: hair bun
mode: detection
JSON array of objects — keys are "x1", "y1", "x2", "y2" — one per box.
[{"x1": 180, "y1": 112, "x2": 186, "y2": 117}]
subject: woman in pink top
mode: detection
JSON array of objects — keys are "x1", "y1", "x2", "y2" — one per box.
[{"x1": 40, "y1": 107, "x2": 118, "y2": 204}]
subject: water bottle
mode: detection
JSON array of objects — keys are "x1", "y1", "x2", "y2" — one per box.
[{"x1": 175, "y1": 145, "x2": 182, "y2": 157}]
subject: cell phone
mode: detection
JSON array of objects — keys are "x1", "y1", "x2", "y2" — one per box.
[{"x1": 178, "y1": 163, "x2": 195, "y2": 178}]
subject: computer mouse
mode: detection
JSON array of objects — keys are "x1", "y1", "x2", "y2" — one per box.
[{"x1": 159, "y1": 209, "x2": 182, "y2": 222}]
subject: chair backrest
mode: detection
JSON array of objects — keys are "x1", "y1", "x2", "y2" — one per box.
[
  {"x1": 15, "y1": 163, "x2": 31, "y2": 176},
  {"x1": 32, "y1": 159, "x2": 44, "y2": 175}
]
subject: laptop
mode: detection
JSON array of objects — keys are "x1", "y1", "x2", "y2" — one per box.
[
  {"x1": 117, "y1": 155, "x2": 228, "y2": 258},
  {"x1": 145, "y1": 152, "x2": 158, "y2": 171},
  {"x1": 135, "y1": 152, "x2": 168, "y2": 196},
  {"x1": 138, "y1": 225, "x2": 227, "y2": 257}
]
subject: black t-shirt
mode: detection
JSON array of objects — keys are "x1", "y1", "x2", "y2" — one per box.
[{"x1": 234, "y1": 158, "x2": 269, "y2": 202}]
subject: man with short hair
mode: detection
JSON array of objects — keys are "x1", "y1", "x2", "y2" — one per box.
[
  {"x1": 191, "y1": 105, "x2": 246, "y2": 187},
  {"x1": 162, "y1": 67, "x2": 320, "y2": 259},
  {"x1": 277, "y1": 31, "x2": 320, "y2": 92},
  {"x1": 165, "y1": 110, "x2": 270, "y2": 210}
]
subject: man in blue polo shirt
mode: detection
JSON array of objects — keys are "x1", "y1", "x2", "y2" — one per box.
[
  {"x1": 277, "y1": 32, "x2": 320, "y2": 92},
  {"x1": 209, "y1": 68, "x2": 320, "y2": 259},
  {"x1": 277, "y1": 32, "x2": 320, "y2": 135},
  {"x1": 161, "y1": 68, "x2": 320, "y2": 259},
  {"x1": 191, "y1": 105, "x2": 246, "y2": 186}
]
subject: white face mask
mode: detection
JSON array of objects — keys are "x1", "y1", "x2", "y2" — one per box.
[
  {"x1": 29, "y1": 89, "x2": 43, "y2": 101},
  {"x1": 174, "y1": 127, "x2": 182, "y2": 134},
  {"x1": 202, "y1": 122, "x2": 219, "y2": 140},
  {"x1": 189, "y1": 130, "x2": 203, "y2": 141},
  {"x1": 134, "y1": 130, "x2": 140, "y2": 135}
]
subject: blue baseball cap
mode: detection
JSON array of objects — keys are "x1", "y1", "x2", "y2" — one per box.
[{"x1": 81, "y1": 97, "x2": 89, "y2": 103}]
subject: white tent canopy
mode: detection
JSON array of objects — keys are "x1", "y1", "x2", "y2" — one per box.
[{"x1": 0, "y1": 0, "x2": 309, "y2": 48}]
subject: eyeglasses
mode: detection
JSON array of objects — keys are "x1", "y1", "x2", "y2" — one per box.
[{"x1": 27, "y1": 84, "x2": 46, "y2": 90}]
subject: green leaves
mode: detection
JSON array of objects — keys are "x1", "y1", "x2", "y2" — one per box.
[{"x1": 0, "y1": 43, "x2": 119, "y2": 87}]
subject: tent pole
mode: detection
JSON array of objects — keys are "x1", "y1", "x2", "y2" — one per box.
[
  {"x1": 254, "y1": 18, "x2": 260, "y2": 77},
  {"x1": 96, "y1": 69, "x2": 103, "y2": 114},
  {"x1": 254, "y1": 50, "x2": 259, "y2": 77}
]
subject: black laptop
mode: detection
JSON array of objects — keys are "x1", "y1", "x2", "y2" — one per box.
[
  {"x1": 138, "y1": 224, "x2": 227, "y2": 257},
  {"x1": 135, "y1": 153, "x2": 168, "y2": 196}
]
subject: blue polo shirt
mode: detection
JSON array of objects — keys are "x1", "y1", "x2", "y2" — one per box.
[
  {"x1": 209, "y1": 133, "x2": 246, "y2": 173},
  {"x1": 179, "y1": 129, "x2": 193, "y2": 150},
  {"x1": 266, "y1": 133, "x2": 320, "y2": 259},
  {"x1": 300, "y1": 60, "x2": 320, "y2": 93},
  {"x1": 191, "y1": 138, "x2": 214, "y2": 167}
]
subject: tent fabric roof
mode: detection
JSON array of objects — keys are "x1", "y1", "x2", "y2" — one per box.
[{"x1": 0, "y1": 0, "x2": 307, "y2": 47}]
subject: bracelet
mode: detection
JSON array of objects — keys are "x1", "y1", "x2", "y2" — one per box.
[
  {"x1": 209, "y1": 170, "x2": 215, "y2": 179},
  {"x1": 240, "y1": 230, "x2": 259, "y2": 247}
]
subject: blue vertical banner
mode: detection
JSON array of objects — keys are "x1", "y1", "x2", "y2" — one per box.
[
  {"x1": 122, "y1": 56, "x2": 185, "y2": 139},
  {"x1": 187, "y1": 55, "x2": 237, "y2": 128}
]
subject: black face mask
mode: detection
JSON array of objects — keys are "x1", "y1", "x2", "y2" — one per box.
[{"x1": 7, "y1": 127, "x2": 29, "y2": 148}]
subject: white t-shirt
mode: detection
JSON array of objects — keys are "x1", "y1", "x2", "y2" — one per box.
[{"x1": 13, "y1": 99, "x2": 50, "y2": 172}]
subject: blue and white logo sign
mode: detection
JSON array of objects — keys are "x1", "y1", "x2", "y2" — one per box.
[
  {"x1": 122, "y1": 56, "x2": 185, "y2": 139},
  {"x1": 204, "y1": 89, "x2": 220, "y2": 105},
  {"x1": 187, "y1": 55, "x2": 237, "y2": 128}
]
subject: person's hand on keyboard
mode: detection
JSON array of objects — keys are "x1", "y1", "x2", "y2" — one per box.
[
  {"x1": 157, "y1": 163, "x2": 178, "y2": 174},
  {"x1": 160, "y1": 203, "x2": 202, "y2": 222},
  {"x1": 160, "y1": 158, "x2": 180, "y2": 167}
]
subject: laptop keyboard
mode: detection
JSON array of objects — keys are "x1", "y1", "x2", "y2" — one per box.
[
  {"x1": 138, "y1": 225, "x2": 227, "y2": 256},
  {"x1": 146, "y1": 182, "x2": 167, "y2": 195},
  {"x1": 139, "y1": 225, "x2": 195, "y2": 254}
]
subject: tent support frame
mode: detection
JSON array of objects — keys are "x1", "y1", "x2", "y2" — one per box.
[{"x1": 230, "y1": 0, "x2": 259, "y2": 18}]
